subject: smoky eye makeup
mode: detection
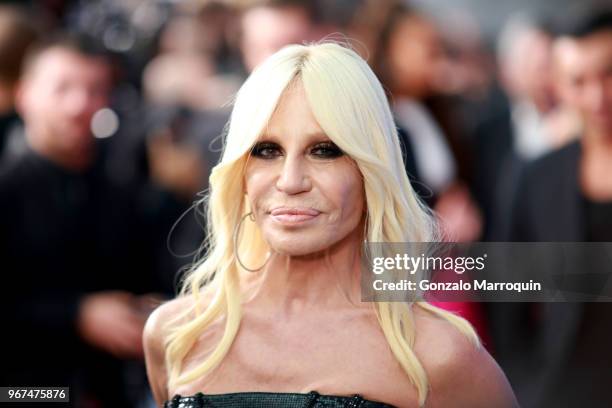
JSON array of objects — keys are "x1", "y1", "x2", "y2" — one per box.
[
  {"x1": 249, "y1": 139, "x2": 345, "y2": 160},
  {"x1": 250, "y1": 141, "x2": 283, "y2": 159},
  {"x1": 309, "y1": 141, "x2": 344, "y2": 159}
]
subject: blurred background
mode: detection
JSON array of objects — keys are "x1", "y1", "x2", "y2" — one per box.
[{"x1": 0, "y1": 0, "x2": 611, "y2": 407}]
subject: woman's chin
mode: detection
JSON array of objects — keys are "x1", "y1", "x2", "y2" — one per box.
[{"x1": 267, "y1": 239, "x2": 330, "y2": 258}]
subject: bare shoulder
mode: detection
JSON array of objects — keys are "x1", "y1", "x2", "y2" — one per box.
[
  {"x1": 144, "y1": 289, "x2": 218, "y2": 338},
  {"x1": 412, "y1": 305, "x2": 518, "y2": 408},
  {"x1": 144, "y1": 296, "x2": 196, "y2": 363},
  {"x1": 145, "y1": 295, "x2": 195, "y2": 337},
  {"x1": 143, "y1": 295, "x2": 202, "y2": 406}
]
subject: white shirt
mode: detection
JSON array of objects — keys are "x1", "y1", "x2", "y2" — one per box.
[{"x1": 394, "y1": 98, "x2": 457, "y2": 194}]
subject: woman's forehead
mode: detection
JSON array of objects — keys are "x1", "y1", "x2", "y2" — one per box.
[{"x1": 260, "y1": 81, "x2": 329, "y2": 143}]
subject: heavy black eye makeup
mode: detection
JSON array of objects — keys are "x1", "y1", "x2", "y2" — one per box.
[
  {"x1": 250, "y1": 140, "x2": 344, "y2": 160},
  {"x1": 250, "y1": 141, "x2": 282, "y2": 159},
  {"x1": 309, "y1": 141, "x2": 344, "y2": 158}
]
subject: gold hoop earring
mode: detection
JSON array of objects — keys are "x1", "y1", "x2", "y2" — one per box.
[{"x1": 233, "y1": 211, "x2": 269, "y2": 272}]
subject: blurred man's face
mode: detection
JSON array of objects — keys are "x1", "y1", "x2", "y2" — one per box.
[
  {"x1": 240, "y1": 6, "x2": 313, "y2": 72},
  {"x1": 554, "y1": 31, "x2": 612, "y2": 134},
  {"x1": 502, "y1": 29, "x2": 555, "y2": 112},
  {"x1": 18, "y1": 47, "x2": 111, "y2": 163}
]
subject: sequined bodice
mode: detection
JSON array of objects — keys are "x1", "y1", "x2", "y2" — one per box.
[{"x1": 164, "y1": 391, "x2": 396, "y2": 407}]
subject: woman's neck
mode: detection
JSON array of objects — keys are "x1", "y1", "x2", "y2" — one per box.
[{"x1": 242, "y1": 231, "x2": 366, "y2": 319}]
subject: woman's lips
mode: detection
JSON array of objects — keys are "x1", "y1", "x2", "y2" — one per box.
[{"x1": 269, "y1": 207, "x2": 321, "y2": 224}]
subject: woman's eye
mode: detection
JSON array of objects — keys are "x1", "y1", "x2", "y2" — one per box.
[
  {"x1": 251, "y1": 142, "x2": 282, "y2": 159},
  {"x1": 310, "y1": 142, "x2": 344, "y2": 159}
]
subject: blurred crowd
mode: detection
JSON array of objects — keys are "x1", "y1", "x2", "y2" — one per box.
[{"x1": 0, "y1": 0, "x2": 611, "y2": 407}]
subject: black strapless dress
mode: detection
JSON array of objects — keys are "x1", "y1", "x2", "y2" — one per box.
[{"x1": 164, "y1": 391, "x2": 396, "y2": 407}]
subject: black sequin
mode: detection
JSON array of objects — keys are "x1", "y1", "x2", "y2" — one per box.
[{"x1": 163, "y1": 391, "x2": 396, "y2": 408}]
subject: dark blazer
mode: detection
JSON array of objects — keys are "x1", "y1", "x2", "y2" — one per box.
[
  {"x1": 489, "y1": 140, "x2": 612, "y2": 408},
  {"x1": 396, "y1": 126, "x2": 430, "y2": 205},
  {"x1": 471, "y1": 101, "x2": 541, "y2": 242},
  {"x1": 510, "y1": 141, "x2": 583, "y2": 241},
  {"x1": 0, "y1": 127, "x2": 165, "y2": 407}
]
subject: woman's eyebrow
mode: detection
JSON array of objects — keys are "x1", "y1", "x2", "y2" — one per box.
[
  {"x1": 305, "y1": 131, "x2": 331, "y2": 142},
  {"x1": 256, "y1": 134, "x2": 280, "y2": 142},
  {"x1": 256, "y1": 131, "x2": 331, "y2": 143}
]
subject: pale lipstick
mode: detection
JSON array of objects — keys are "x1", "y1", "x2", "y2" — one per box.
[{"x1": 269, "y1": 207, "x2": 321, "y2": 224}]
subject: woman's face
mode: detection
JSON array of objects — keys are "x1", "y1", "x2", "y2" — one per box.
[
  {"x1": 244, "y1": 81, "x2": 365, "y2": 256},
  {"x1": 387, "y1": 15, "x2": 445, "y2": 98}
]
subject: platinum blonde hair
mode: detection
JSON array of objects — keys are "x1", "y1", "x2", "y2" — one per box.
[{"x1": 164, "y1": 42, "x2": 479, "y2": 406}]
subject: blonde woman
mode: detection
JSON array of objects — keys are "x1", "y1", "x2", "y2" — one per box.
[{"x1": 144, "y1": 42, "x2": 517, "y2": 408}]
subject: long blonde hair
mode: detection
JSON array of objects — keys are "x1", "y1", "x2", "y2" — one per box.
[{"x1": 164, "y1": 42, "x2": 479, "y2": 406}]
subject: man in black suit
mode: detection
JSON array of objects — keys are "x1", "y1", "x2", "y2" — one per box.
[
  {"x1": 473, "y1": 14, "x2": 558, "y2": 241},
  {"x1": 0, "y1": 35, "x2": 163, "y2": 407},
  {"x1": 492, "y1": 9, "x2": 612, "y2": 408}
]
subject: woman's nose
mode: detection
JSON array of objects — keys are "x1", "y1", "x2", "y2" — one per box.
[{"x1": 275, "y1": 156, "x2": 312, "y2": 194}]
